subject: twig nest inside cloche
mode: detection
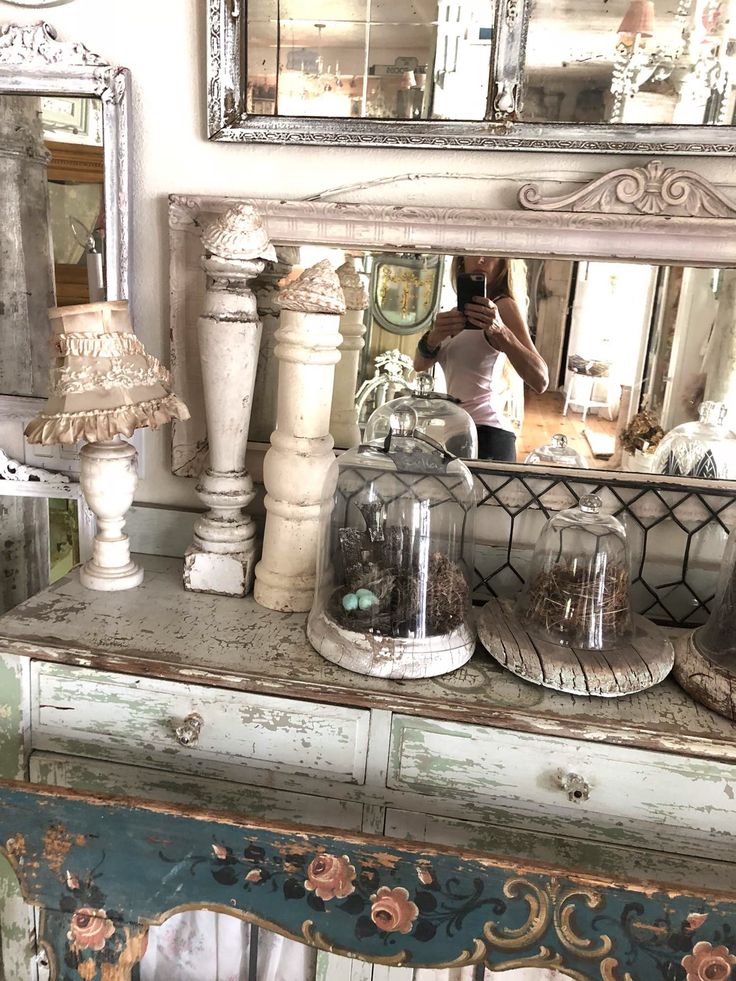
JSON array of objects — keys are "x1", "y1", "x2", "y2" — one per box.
[
  {"x1": 201, "y1": 203, "x2": 277, "y2": 262},
  {"x1": 477, "y1": 495, "x2": 674, "y2": 697},
  {"x1": 276, "y1": 259, "x2": 346, "y2": 315},
  {"x1": 336, "y1": 257, "x2": 369, "y2": 311}
]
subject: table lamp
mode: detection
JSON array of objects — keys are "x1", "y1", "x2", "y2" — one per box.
[{"x1": 25, "y1": 300, "x2": 190, "y2": 591}]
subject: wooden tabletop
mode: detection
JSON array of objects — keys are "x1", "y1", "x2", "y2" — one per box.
[{"x1": 1, "y1": 556, "x2": 734, "y2": 762}]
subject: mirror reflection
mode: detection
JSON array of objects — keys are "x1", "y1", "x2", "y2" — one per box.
[
  {"x1": 525, "y1": 0, "x2": 736, "y2": 124},
  {"x1": 0, "y1": 93, "x2": 105, "y2": 399},
  {"x1": 246, "y1": 0, "x2": 495, "y2": 120},
  {"x1": 269, "y1": 247, "x2": 736, "y2": 479}
]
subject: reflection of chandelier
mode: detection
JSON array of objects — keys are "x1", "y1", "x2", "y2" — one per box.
[{"x1": 610, "y1": 0, "x2": 657, "y2": 121}]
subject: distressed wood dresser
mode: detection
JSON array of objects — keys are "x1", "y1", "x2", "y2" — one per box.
[{"x1": 1, "y1": 555, "x2": 736, "y2": 980}]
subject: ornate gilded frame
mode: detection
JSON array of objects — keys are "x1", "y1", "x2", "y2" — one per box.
[
  {"x1": 0, "y1": 21, "x2": 130, "y2": 298},
  {"x1": 208, "y1": 0, "x2": 736, "y2": 154}
]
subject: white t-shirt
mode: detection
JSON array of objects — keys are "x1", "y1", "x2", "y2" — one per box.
[{"x1": 436, "y1": 327, "x2": 515, "y2": 432}]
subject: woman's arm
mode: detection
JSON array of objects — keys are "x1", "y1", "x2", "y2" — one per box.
[
  {"x1": 465, "y1": 296, "x2": 549, "y2": 394},
  {"x1": 413, "y1": 309, "x2": 466, "y2": 372}
]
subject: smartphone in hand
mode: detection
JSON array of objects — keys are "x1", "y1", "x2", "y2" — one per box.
[{"x1": 456, "y1": 272, "x2": 486, "y2": 328}]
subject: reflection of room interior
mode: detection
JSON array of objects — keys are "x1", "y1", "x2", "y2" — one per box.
[
  {"x1": 524, "y1": 0, "x2": 736, "y2": 124},
  {"x1": 43, "y1": 96, "x2": 105, "y2": 306},
  {"x1": 306, "y1": 246, "x2": 736, "y2": 474},
  {"x1": 246, "y1": 0, "x2": 493, "y2": 120}
]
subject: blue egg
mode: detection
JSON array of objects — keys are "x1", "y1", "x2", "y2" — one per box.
[
  {"x1": 342, "y1": 593, "x2": 358, "y2": 611},
  {"x1": 358, "y1": 593, "x2": 376, "y2": 610},
  {"x1": 355, "y1": 588, "x2": 372, "y2": 598}
]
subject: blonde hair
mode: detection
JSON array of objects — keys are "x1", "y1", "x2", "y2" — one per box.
[{"x1": 450, "y1": 256, "x2": 529, "y2": 314}]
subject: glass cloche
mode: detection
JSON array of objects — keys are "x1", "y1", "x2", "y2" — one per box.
[
  {"x1": 307, "y1": 406, "x2": 476, "y2": 679},
  {"x1": 652, "y1": 401, "x2": 736, "y2": 479},
  {"x1": 515, "y1": 494, "x2": 633, "y2": 650},
  {"x1": 364, "y1": 373, "x2": 478, "y2": 458},
  {"x1": 692, "y1": 525, "x2": 736, "y2": 671},
  {"x1": 524, "y1": 434, "x2": 589, "y2": 469}
]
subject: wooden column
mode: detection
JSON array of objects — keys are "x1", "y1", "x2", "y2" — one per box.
[
  {"x1": 250, "y1": 246, "x2": 300, "y2": 444},
  {"x1": 254, "y1": 261, "x2": 345, "y2": 612},
  {"x1": 329, "y1": 257, "x2": 368, "y2": 449},
  {"x1": 184, "y1": 205, "x2": 276, "y2": 597},
  {"x1": 0, "y1": 95, "x2": 54, "y2": 396}
]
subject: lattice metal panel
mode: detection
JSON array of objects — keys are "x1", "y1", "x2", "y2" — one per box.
[{"x1": 470, "y1": 465, "x2": 736, "y2": 628}]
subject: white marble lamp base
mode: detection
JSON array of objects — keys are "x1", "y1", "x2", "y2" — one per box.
[{"x1": 79, "y1": 438, "x2": 143, "y2": 592}]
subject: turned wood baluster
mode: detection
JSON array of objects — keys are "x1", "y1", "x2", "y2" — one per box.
[
  {"x1": 254, "y1": 260, "x2": 345, "y2": 612},
  {"x1": 183, "y1": 205, "x2": 276, "y2": 597}
]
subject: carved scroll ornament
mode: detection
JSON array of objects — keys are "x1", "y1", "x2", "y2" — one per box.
[
  {"x1": 519, "y1": 160, "x2": 736, "y2": 219},
  {"x1": 0, "y1": 22, "x2": 106, "y2": 67}
]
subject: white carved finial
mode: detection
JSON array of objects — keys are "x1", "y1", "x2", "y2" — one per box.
[
  {"x1": 336, "y1": 257, "x2": 368, "y2": 311},
  {"x1": 201, "y1": 203, "x2": 277, "y2": 262},
  {"x1": 519, "y1": 160, "x2": 736, "y2": 219},
  {"x1": 276, "y1": 259, "x2": 346, "y2": 315}
]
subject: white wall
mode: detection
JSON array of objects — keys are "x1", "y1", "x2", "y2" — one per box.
[{"x1": 3, "y1": 0, "x2": 735, "y2": 509}]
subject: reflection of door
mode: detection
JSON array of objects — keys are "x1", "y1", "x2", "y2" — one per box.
[{"x1": 46, "y1": 140, "x2": 104, "y2": 306}]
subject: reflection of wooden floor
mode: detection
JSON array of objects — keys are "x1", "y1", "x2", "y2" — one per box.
[{"x1": 518, "y1": 390, "x2": 619, "y2": 470}]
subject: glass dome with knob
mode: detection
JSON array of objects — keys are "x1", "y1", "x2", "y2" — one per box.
[
  {"x1": 516, "y1": 494, "x2": 632, "y2": 650},
  {"x1": 652, "y1": 401, "x2": 736, "y2": 479},
  {"x1": 307, "y1": 405, "x2": 477, "y2": 679},
  {"x1": 524, "y1": 433, "x2": 589, "y2": 470},
  {"x1": 477, "y1": 493, "x2": 674, "y2": 696},
  {"x1": 364, "y1": 372, "x2": 478, "y2": 458}
]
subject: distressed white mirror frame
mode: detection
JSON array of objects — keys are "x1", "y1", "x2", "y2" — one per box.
[
  {"x1": 208, "y1": 0, "x2": 736, "y2": 154},
  {"x1": 0, "y1": 21, "x2": 131, "y2": 298},
  {"x1": 169, "y1": 159, "x2": 736, "y2": 493}
]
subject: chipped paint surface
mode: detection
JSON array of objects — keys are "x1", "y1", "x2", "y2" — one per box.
[
  {"x1": 1, "y1": 558, "x2": 735, "y2": 763},
  {"x1": 2, "y1": 782, "x2": 736, "y2": 981}
]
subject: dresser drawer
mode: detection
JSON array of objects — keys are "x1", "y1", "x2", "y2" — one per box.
[
  {"x1": 30, "y1": 752, "x2": 365, "y2": 830},
  {"x1": 388, "y1": 715, "x2": 736, "y2": 861},
  {"x1": 31, "y1": 663, "x2": 369, "y2": 786}
]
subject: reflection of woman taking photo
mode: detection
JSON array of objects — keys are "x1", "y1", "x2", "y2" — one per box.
[{"x1": 414, "y1": 256, "x2": 548, "y2": 462}]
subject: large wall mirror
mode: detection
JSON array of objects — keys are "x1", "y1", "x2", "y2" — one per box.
[
  {"x1": 0, "y1": 21, "x2": 130, "y2": 398},
  {"x1": 209, "y1": 0, "x2": 736, "y2": 151},
  {"x1": 169, "y1": 169, "x2": 736, "y2": 488}
]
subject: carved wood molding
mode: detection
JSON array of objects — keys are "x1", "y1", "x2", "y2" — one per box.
[
  {"x1": 518, "y1": 160, "x2": 736, "y2": 219},
  {"x1": 0, "y1": 21, "x2": 105, "y2": 67}
]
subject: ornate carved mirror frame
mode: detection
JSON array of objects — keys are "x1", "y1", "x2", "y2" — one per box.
[
  {"x1": 170, "y1": 158, "x2": 736, "y2": 487},
  {"x1": 208, "y1": 0, "x2": 736, "y2": 154},
  {"x1": 0, "y1": 21, "x2": 131, "y2": 298}
]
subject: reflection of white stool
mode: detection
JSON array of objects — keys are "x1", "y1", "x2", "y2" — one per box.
[{"x1": 563, "y1": 372, "x2": 611, "y2": 423}]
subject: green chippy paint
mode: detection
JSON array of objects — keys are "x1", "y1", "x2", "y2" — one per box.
[{"x1": 0, "y1": 655, "x2": 24, "y2": 780}]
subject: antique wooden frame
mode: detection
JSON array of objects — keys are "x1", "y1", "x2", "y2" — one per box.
[
  {"x1": 169, "y1": 159, "x2": 736, "y2": 485},
  {"x1": 0, "y1": 21, "x2": 130, "y2": 299},
  {"x1": 208, "y1": 0, "x2": 736, "y2": 154},
  {"x1": 2, "y1": 779, "x2": 736, "y2": 980}
]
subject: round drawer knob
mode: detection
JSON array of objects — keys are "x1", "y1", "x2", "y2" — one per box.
[
  {"x1": 175, "y1": 712, "x2": 204, "y2": 747},
  {"x1": 557, "y1": 770, "x2": 590, "y2": 803}
]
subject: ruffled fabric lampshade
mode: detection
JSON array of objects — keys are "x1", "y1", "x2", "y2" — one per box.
[
  {"x1": 25, "y1": 300, "x2": 190, "y2": 591},
  {"x1": 25, "y1": 300, "x2": 188, "y2": 444}
]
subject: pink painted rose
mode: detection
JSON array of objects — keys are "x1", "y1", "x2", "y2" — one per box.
[
  {"x1": 370, "y1": 886, "x2": 419, "y2": 935},
  {"x1": 304, "y1": 853, "x2": 356, "y2": 901},
  {"x1": 67, "y1": 908, "x2": 116, "y2": 951},
  {"x1": 682, "y1": 941, "x2": 736, "y2": 981},
  {"x1": 245, "y1": 869, "x2": 262, "y2": 883},
  {"x1": 212, "y1": 843, "x2": 228, "y2": 860}
]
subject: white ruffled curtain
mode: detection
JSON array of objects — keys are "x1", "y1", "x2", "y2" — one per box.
[{"x1": 139, "y1": 911, "x2": 560, "y2": 981}]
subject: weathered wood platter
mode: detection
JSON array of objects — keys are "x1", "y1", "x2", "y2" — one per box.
[
  {"x1": 477, "y1": 597, "x2": 674, "y2": 697},
  {"x1": 674, "y1": 631, "x2": 736, "y2": 721}
]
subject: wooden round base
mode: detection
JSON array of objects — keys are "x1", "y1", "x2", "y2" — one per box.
[
  {"x1": 673, "y1": 631, "x2": 736, "y2": 721},
  {"x1": 307, "y1": 608, "x2": 476, "y2": 680},
  {"x1": 477, "y1": 597, "x2": 674, "y2": 697}
]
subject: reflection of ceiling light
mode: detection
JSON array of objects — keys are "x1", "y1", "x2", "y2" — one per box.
[{"x1": 617, "y1": 0, "x2": 655, "y2": 45}]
